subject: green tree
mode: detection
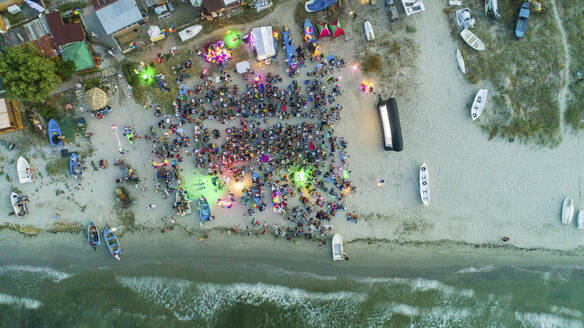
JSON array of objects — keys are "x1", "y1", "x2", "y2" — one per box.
[
  {"x1": 0, "y1": 44, "x2": 61, "y2": 102},
  {"x1": 54, "y1": 59, "x2": 77, "y2": 80}
]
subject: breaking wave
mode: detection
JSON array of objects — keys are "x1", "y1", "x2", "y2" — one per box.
[
  {"x1": 0, "y1": 293, "x2": 43, "y2": 309},
  {"x1": 456, "y1": 265, "x2": 495, "y2": 274},
  {"x1": 0, "y1": 265, "x2": 73, "y2": 283},
  {"x1": 515, "y1": 312, "x2": 584, "y2": 328}
]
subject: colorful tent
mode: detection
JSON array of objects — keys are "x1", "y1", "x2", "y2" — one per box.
[
  {"x1": 330, "y1": 20, "x2": 345, "y2": 38},
  {"x1": 316, "y1": 22, "x2": 331, "y2": 39},
  {"x1": 60, "y1": 41, "x2": 94, "y2": 72}
]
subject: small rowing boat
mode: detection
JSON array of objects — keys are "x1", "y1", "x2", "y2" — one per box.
[
  {"x1": 456, "y1": 49, "x2": 466, "y2": 74},
  {"x1": 460, "y1": 28, "x2": 485, "y2": 51},
  {"x1": 70, "y1": 153, "x2": 83, "y2": 177},
  {"x1": 471, "y1": 89, "x2": 488, "y2": 120},
  {"x1": 252, "y1": 172, "x2": 262, "y2": 208},
  {"x1": 577, "y1": 210, "x2": 584, "y2": 229},
  {"x1": 332, "y1": 233, "x2": 344, "y2": 261},
  {"x1": 11, "y1": 192, "x2": 28, "y2": 217},
  {"x1": 198, "y1": 196, "x2": 211, "y2": 222},
  {"x1": 87, "y1": 221, "x2": 100, "y2": 249},
  {"x1": 48, "y1": 119, "x2": 63, "y2": 147},
  {"x1": 104, "y1": 227, "x2": 121, "y2": 260},
  {"x1": 561, "y1": 197, "x2": 574, "y2": 225},
  {"x1": 17, "y1": 157, "x2": 33, "y2": 184},
  {"x1": 515, "y1": 1, "x2": 530, "y2": 39},
  {"x1": 419, "y1": 163, "x2": 430, "y2": 206},
  {"x1": 364, "y1": 21, "x2": 375, "y2": 41}
]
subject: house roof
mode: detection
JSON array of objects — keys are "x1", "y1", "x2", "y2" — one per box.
[
  {"x1": 91, "y1": 0, "x2": 118, "y2": 9},
  {"x1": 46, "y1": 12, "x2": 85, "y2": 47},
  {"x1": 60, "y1": 41, "x2": 94, "y2": 71},
  {"x1": 202, "y1": 0, "x2": 224, "y2": 12},
  {"x1": 0, "y1": 99, "x2": 11, "y2": 130},
  {"x1": 1, "y1": 15, "x2": 50, "y2": 47},
  {"x1": 95, "y1": 0, "x2": 142, "y2": 34}
]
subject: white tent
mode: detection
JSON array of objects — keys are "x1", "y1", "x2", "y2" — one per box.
[
  {"x1": 236, "y1": 61, "x2": 251, "y2": 74},
  {"x1": 250, "y1": 26, "x2": 276, "y2": 61},
  {"x1": 148, "y1": 25, "x2": 161, "y2": 38}
]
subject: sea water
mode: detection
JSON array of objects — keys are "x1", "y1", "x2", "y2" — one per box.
[{"x1": 1, "y1": 257, "x2": 583, "y2": 328}]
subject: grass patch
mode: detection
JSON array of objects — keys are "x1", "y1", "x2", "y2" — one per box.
[
  {"x1": 57, "y1": 0, "x2": 89, "y2": 12},
  {"x1": 49, "y1": 222, "x2": 83, "y2": 234},
  {"x1": 405, "y1": 25, "x2": 417, "y2": 33},
  {"x1": 0, "y1": 223, "x2": 42, "y2": 236},
  {"x1": 557, "y1": 0, "x2": 584, "y2": 130},
  {"x1": 362, "y1": 54, "x2": 383, "y2": 73},
  {"x1": 45, "y1": 158, "x2": 69, "y2": 176},
  {"x1": 446, "y1": 0, "x2": 564, "y2": 146}
]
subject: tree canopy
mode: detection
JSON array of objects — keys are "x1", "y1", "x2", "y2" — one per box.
[
  {"x1": 54, "y1": 59, "x2": 77, "y2": 80},
  {"x1": 0, "y1": 44, "x2": 61, "y2": 102}
]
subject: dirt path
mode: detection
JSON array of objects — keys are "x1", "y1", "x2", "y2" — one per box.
[{"x1": 550, "y1": 0, "x2": 571, "y2": 130}]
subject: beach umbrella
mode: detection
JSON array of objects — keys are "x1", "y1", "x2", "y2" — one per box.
[
  {"x1": 316, "y1": 23, "x2": 331, "y2": 39},
  {"x1": 330, "y1": 20, "x2": 345, "y2": 38},
  {"x1": 84, "y1": 87, "x2": 108, "y2": 110}
]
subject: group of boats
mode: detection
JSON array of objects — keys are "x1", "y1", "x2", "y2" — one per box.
[
  {"x1": 86, "y1": 222, "x2": 122, "y2": 260},
  {"x1": 561, "y1": 197, "x2": 584, "y2": 229}
]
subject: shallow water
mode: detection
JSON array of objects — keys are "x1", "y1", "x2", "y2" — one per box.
[{"x1": 1, "y1": 256, "x2": 583, "y2": 328}]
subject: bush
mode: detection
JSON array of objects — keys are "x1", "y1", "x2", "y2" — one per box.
[
  {"x1": 55, "y1": 59, "x2": 77, "y2": 80},
  {"x1": 35, "y1": 104, "x2": 59, "y2": 121},
  {"x1": 362, "y1": 55, "x2": 383, "y2": 73},
  {"x1": 405, "y1": 25, "x2": 417, "y2": 33}
]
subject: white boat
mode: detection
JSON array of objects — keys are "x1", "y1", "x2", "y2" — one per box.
[
  {"x1": 11, "y1": 192, "x2": 28, "y2": 218},
  {"x1": 561, "y1": 197, "x2": 574, "y2": 225},
  {"x1": 364, "y1": 21, "x2": 375, "y2": 41},
  {"x1": 332, "y1": 233, "x2": 344, "y2": 261},
  {"x1": 401, "y1": 0, "x2": 425, "y2": 16},
  {"x1": 449, "y1": 0, "x2": 462, "y2": 5},
  {"x1": 460, "y1": 28, "x2": 485, "y2": 51},
  {"x1": 471, "y1": 89, "x2": 488, "y2": 120},
  {"x1": 178, "y1": 25, "x2": 202, "y2": 42},
  {"x1": 577, "y1": 210, "x2": 584, "y2": 229},
  {"x1": 419, "y1": 163, "x2": 430, "y2": 206},
  {"x1": 17, "y1": 157, "x2": 33, "y2": 184},
  {"x1": 456, "y1": 49, "x2": 466, "y2": 74}
]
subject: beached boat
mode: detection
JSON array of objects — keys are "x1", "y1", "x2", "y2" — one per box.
[
  {"x1": 48, "y1": 119, "x2": 63, "y2": 147},
  {"x1": 175, "y1": 190, "x2": 192, "y2": 216},
  {"x1": 87, "y1": 221, "x2": 100, "y2": 249},
  {"x1": 10, "y1": 192, "x2": 28, "y2": 218},
  {"x1": 577, "y1": 211, "x2": 584, "y2": 229},
  {"x1": 456, "y1": 49, "x2": 466, "y2": 74},
  {"x1": 178, "y1": 24, "x2": 202, "y2": 42},
  {"x1": 70, "y1": 153, "x2": 83, "y2": 177},
  {"x1": 449, "y1": 0, "x2": 462, "y2": 5},
  {"x1": 17, "y1": 157, "x2": 33, "y2": 184},
  {"x1": 471, "y1": 89, "x2": 488, "y2": 121},
  {"x1": 515, "y1": 1, "x2": 530, "y2": 39},
  {"x1": 283, "y1": 26, "x2": 298, "y2": 69},
  {"x1": 561, "y1": 197, "x2": 574, "y2": 225},
  {"x1": 460, "y1": 29, "x2": 485, "y2": 51},
  {"x1": 364, "y1": 21, "x2": 375, "y2": 41},
  {"x1": 198, "y1": 196, "x2": 211, "y2": 222},
  {"x1": 401, "y1": 0, "x2": 425, "y2": 16},
  {"x1": 104, "y1": 227, "x2": 121, "y2": 260},
  {"x1": 304, "y1": 19, "x2": 320, "y2": 56},
  {"x1": 305, "y1": 0, "x2": 337, "y2": 13},
  {"x1": 419, "y1": 163, "x2": 430, "y2": 206},
  {"x1": 455, "y1": 8, "x2": 475, "y2": 29},
  {"x1": 332, "y1": 234, "x2": 344, "y2": 261},
  {"x1": 485, "y1": 0, "x2": 501, "y2": 20},
  {"x1": 252, "y1": 172, "x2": 262, "y2": 207}
]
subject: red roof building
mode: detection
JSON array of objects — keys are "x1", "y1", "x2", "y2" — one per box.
[
  {"x1": 92, "y1": 0, "x2": 118, "y2": 10},
  {"x1": 46, "y1": 12, "x2": 86, "y2": 48}
]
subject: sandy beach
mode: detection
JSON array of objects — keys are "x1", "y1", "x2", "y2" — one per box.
[{"x1": 1, "y1": 0, "x2": 584, "y2": 254}]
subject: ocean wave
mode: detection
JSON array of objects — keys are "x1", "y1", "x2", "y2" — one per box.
[
  {"x1": 0, "y1": 293, "x2": 43, "y2": 309},
  {"x1": 550, "y1": 306, "x2": 583, "y2": 319},
  {"x1": 117, "y1": 276, "x2": 366, "y2": 325},
  {"x1": 356, "y1": 277, "x2": 474, "y2": 298},
  {"x1": 0, "y1": 265, "x2": 73, "y2": 283},
  {"x1": 370, "y1": 303, "x2": 472, "y2": 326},
  {"x1": 515, "y1": 312, "x2": 584, "y2": 328},
  {"x1": 456, "y1": 265, "x2": 495, "y2": 274}
]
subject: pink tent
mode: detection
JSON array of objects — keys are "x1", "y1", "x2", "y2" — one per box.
[
  {"x1": 330, "y1": 20, "x2": 345, "y2": 38},
  {"x1": 317, "y1": 23, "x2": 331, "y2": 39}
]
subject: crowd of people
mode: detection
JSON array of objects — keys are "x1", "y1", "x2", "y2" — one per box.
[{"x1": 135, "y1": 42, "x2": 357, "y2": 239}]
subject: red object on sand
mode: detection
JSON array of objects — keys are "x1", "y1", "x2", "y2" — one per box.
[
  {"x1": 309, "y1": 141, "x2": 314, "y2": 151},
  {"x1": 282, "y1": 105, "x2": 286, "y2": 111}
]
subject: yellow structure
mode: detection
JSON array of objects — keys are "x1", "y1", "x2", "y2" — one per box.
[{"x1": 0, "y1": 99, "x2": 25, "y2": 134}]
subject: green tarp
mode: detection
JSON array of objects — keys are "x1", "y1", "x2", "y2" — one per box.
[{"x1": 60, "y1": 41, "x2": 94, "y2": 72}]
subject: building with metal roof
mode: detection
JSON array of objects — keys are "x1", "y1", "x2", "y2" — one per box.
[{"x1": 95, "y1": 0, "x2": 143, "y2": 35}]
